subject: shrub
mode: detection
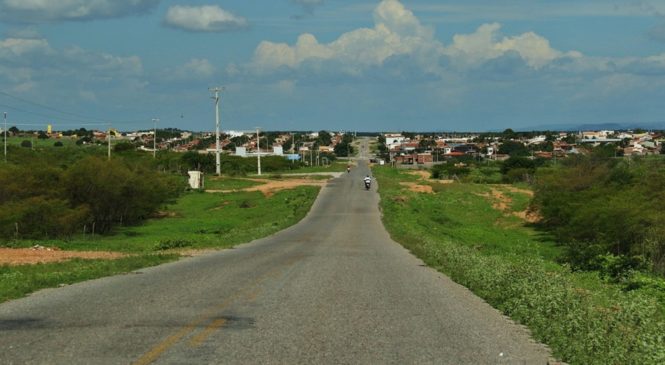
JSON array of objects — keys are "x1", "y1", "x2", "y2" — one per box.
[
  {"x1": 113, "y1": 142, "x2": 135, "y2": 152},
  {"x1": 20, "y1": 140, "x2": 31, "y2": 148},
  {"x1": 431, "y1": 164, "x2": 470, "y2": 179},
  {"x1": 63, "y1": 157, "x2": 182, "y2": 233},
  {"x1": 155, "y1": 239, "x2": 193, "y2": 250}
]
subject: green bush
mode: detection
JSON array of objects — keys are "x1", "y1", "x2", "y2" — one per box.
[
  {"x1": 375, "y1": 166, "x2": 665, "y2": 363},
  {"x1": 533, "y1": 157, "x2": 665, "y2": 274},
  {"x1": 155, "y1": 239, "x2": 193, "y2": 250},
  {"x1": 0, "y1": 155, "x2": 183, "y2": 240},
  {"x1": 431, "y1": 164, "x2": 470, "y2": 179}
]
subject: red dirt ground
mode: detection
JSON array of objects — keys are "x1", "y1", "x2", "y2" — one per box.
[{"x1": 0, "y1": 247, "x2": 125, "y2": 266}]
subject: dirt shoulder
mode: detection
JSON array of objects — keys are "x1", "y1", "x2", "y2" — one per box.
[
  {"x1": 0, "y1": 247, "x2": 126, "y2": 266},
  {"x1": 207, "y1": 178, "x2": 328, "y2": 197}
]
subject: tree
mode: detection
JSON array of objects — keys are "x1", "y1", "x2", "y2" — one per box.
[
  {"x1": 20, "y1": 140, "x2": 32, "y2": 148},
  {"x1": 8, "y1": 126, "x2": 19, "y2": 134},
  {"x1": 316, "y1": 131, "x2": 332, "y2": 146},
  {"x1": 181, "y1": 151, "x2": 215, "y2": 172},
  {"x1": 281, "y1": 138, "x2": 292, "y2": 152},
  {"x1": 418, "y1": 138, "x2": 436, "y2": 151},
  {"x1": 500, "y1": 157, "x2": 536, "y2": 175},
  {"x1": 498, "y1": 141, "x2": 529, "y2": 157},
  {"x1": 63, "y1": 157, "x2": 180, "y2": 233},
  {"x1": 113, "y1": 142, "x2": 135, "y2": 152},
  {"x1": 334, "y1": 142, "x2": 355, "y2": 157},
  {"x1": 76, "y1": 136, "x2": 92, "y2": 145},
  {"x1": 37, "y1": 131, "x2": 49, "y2": 139},
  {"x1": 502, "y1": 128, "x2": 517, "y2": 140}
]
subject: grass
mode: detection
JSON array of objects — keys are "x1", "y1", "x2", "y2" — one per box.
[
  {"x1": 204, "y1": 176, "x2": 264, "y2": 190},
  {"x1": 1, "y1": 182, "x2": 321, "y2": 303},
  {"x1": 45, "y1": 186, "x2": 320, "y2": 253},
  {"x1": 0, "y1": 254, "x2": 178, "y2": 303},
  {"x1": 278, "y1": 161, "x2": 349, "y2": 174},
  {"x1": 5, "y1": 136, "x2": 78, "y2": 148},
  {"x1": 374, "y1": 166, "x2": 665, "y2": 364}
]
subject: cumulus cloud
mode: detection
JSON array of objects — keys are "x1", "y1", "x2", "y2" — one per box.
[
  {"x1": 445, "y1": 23, "x2": 581, "y2": 69},
  {"x1": 250, "y1": 0, "x2": 583, "y2": 78},
  {"x1": 0, "y1": 0, "x2": 160, "y2": 23},
  {"x1": 0, "y1": 35, "x2": 144, "y2": 95},
  {"x1": 164, "y1": 5, "x2": 248, "y2": 32},
  {"x1": 253, "y1": 0, "x2": 441, "y2": 75}
]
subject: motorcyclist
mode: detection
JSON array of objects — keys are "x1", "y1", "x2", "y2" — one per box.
[{"x1": 363, "y1": 175, "x2": 371, "y2": 189}]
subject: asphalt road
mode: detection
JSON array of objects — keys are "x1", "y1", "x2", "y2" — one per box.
[{"x1": 0, "y1": 159, "x2": 551, "y2": 364}]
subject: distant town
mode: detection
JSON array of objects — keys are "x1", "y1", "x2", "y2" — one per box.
[{"x1": 2, "y1": 125, "x2": 663, "y2": 163}]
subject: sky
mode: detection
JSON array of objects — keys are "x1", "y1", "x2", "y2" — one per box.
[{"x1": 1, "y1": 0, "x2": 665, "y2": 132}]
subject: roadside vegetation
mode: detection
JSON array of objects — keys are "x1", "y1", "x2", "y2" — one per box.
[
  {"x1": 0, "y1": 142, "x2": 326, "y2": 303},
  {"x1": 0, "y1": 255, "x2": 179, "y2": 303},
  {"x1": 374, "y1": 158, "x2": 665, "y2": 364}
]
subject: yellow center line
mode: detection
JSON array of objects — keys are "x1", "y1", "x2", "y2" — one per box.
[
  {"x1": 133, "y1": 322, "x2": 202, "y2": 365},
  {"x1": 132, "y1": 294, "x2": 241, "y2": 365},
  {"x1": 188, "y1": 318, "x2": 227, "y2": 347},
  {"x1": 133, "y1": 256, "x2": 304, "y2": 364}
]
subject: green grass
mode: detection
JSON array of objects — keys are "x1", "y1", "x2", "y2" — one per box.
[
  {"x1": 204, "y1": 177, "x2": 264, "y2": 190},
  {"x1": 20, "y1": 186, "x2": 320, "y2": 253},
  {"x1": 5, "y1": 136, "x2": 78, "y2": 148},
  {"x1": 278, "y1": 161, "x2": 348, "y2": 174},
  {"x1": 374, "y1": 166, "x2": 665, "y2": 364},
  {"x1": 1, "y1": 183, "x2": 321, "y2": 303},
  {"x1": 0, "y1": 254, "x2": 178, "y2": 303}
]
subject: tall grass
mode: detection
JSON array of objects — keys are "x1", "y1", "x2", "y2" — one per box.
[{"x1": 375, "y1": 166, "x2": 665, "y2": 364}]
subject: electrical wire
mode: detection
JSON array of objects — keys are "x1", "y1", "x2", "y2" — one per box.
[{"x1": 0, "y1": 90, "x2": 155, "y2": 126}]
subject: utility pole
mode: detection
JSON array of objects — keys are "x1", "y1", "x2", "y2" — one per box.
[
  {"x1": 3, "y1": 112, "x2": 6, "y2": 163},
  {"x1": 210, "y1": 87, "x2": 223, "y2": 176},
  {"x1": 256, "y1": 127, "x2": 262, "y2": 176},
  {"x1": 107, "y1": 124, "x2": 112, "y2": 160},
  {"x1": 152, "y1": 118, "x2": 159, "y2": 158}
]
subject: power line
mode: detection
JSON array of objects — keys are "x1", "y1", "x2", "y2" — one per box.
[{"x1": 0, "y1": 90, "x2": 154, "y2": 125}]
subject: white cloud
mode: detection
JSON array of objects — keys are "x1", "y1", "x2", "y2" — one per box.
[
  {"x1": 253, "y1": 0, "x2": 442, "y2": 74},
  {"x1": 164, "y1": 5, "x2": 248, "y2": 32},
  {"x1": 0, "y1": 37, "x2": 51, "y2": 58},
  {"x1": 162, "y1": 58, "x2": 217, "y2": 81},
  {"x1": 0, "y1": 0, "x2": 159, "y2": 23},
  {"x1": 0, "y1": 35, "x2": 144, "y2": 98},
  {"x1": 445, "y1": 23, "x2": 580, "y2": 69},
  {"x1": 251, "y1": 0, "x2": 582, "y2": 77}
]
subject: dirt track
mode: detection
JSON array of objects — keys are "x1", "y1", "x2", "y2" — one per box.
[
  {"x1": 207, "y1": 178, "x2": 328, "y2": 197},
  {"x1": 0, "y1": 248, "x2": 125, "y2": 266}
]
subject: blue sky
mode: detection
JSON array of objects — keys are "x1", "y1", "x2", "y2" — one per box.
[{"x1": 1, "y1": 0, "x2": 665, "y2": 132}]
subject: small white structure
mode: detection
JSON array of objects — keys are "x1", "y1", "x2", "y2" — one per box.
[
  {"x1": 235, "y1": 147, "x2": 247, "y2": 157},
  {"x1": 273, "y1": 146, "x2": 283, "y2": 156},
  {"x1": 188, "y1": 171, "x2": 204, "y2": 189}
]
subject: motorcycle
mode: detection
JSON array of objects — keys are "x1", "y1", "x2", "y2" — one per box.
[{"x1": 364, "y1": 179, "x2": 371, "y2": 190}]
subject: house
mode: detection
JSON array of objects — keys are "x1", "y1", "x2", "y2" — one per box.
[
  {"x1": 394, "y1": 153, "x2": 433, "y2": 165},
  {"x1": 384, "y1": 133, "x2": 405, "y2": 149}
]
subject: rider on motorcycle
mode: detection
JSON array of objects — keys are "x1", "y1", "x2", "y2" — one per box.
[{"x1": 363, "y1": 175, "x2": 371, "y2": 189}]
